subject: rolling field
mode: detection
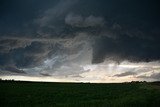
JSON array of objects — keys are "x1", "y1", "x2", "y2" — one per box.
[{"x1": 0, "y1": 81, "x2": 160, "y2": 107}]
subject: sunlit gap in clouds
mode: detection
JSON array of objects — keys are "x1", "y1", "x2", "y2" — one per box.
[{"x1": 1, "y1": 61, "x2": 160, "y2": 83}]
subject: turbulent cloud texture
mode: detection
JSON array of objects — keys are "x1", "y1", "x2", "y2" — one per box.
[
  {"x1": 0, "y1": 0, "x2": 160, "y2": 82},
  {"x1": 65, "y1": 13, "x2": 105, "y2": 27}
]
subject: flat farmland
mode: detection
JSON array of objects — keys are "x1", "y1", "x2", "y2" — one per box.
[{"x1": 0, "y1": 81, "x2": 160, "y2": 107}]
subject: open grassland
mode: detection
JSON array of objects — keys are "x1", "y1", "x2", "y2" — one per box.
[{"x1": 0, "y1": 81, "x2": 160, "y2": 107}]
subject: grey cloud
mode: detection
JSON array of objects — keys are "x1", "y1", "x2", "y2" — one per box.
[
  {"x1": 0, "y1": 38, "x2": 31, "y2": 53},
  {"x1": 114, "y1": 71, "x2": 136, "y2": 77},
  {"x1": 40, "y1": 72, "x2": 51, "y2": 76},
  {"x1": 0, "y1": 34, "x2": 92, "y2": 76},
  {"x1": 32, "y1": 0, "x2": 80, "y2": 37},
  {"x1": 0, "y1": 0, "x2": 160, "y2": 79},
  {"x1": 65, "y1": 14, "x2": 83, "y2": 27},
  {"x1": 138, "y1": 72, "x2": 160, "y2": 80},
  {"x1": 150, "y1": 73, "x2": 160, "y2": 79},
  {"x1": 84, "y1": 15, "x2": 105, "y2": 27},
  {"x1": 69, "y1": 74, "x2": 84, "y2": 78},
  {"x1": 35, "y1": 0, "x2": 79, "y2": 27},
  {"x1": 0, "y1": 66, "x2": 26, "y2": 74},
  {"x1": 0, "y1": 38, "x2": 59, "y2": 68},
  {"x1": 65, "y1": 13, "x2": 105, "y2": 27},
  {"x1": 12, "y1": 41, "x2": 55, "y2": 67},
  {"x1": 41, "y1": 35, "x2": 92, "y2": 76},
  {"x1": 92, "y1": 34, "x2": 160, "y2": 64}
]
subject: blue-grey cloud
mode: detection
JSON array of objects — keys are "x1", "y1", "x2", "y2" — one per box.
[
  {"x1": 65, "y1": 13, "x2": 105, "y2": 27},
  {"x1": 0, "y1": 0, "x2": 160, "y2": 78},
  {"x1": 0, "y1": 66, "x2": 26, "y2": 74}
]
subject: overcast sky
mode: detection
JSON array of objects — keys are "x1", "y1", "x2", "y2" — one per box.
[{"x1": 0, "y1": 0, "x2": 160, "y2": 82}]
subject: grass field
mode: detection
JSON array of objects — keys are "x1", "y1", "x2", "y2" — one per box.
[{"x1": 0, "y1": 81, "x2": 160, "y2": 107}]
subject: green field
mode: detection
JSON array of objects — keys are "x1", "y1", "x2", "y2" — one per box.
[{"x1": 0, "y1": 81, "x2": 160, "y2": 107}]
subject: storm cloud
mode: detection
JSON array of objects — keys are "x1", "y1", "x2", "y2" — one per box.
[
  {"x1": 65, "y1": 13, "x2": 105, "y2": 27},
  {"x1": 0, "y1": 0, "x2": 160, "y2": 82},
  {"x1": 0, "y1": 66, "x2": 26, "y2": 74}
]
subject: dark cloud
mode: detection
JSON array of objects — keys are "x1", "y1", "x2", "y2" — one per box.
[
  {"x1": 0, "y1": 39, "x2": 57, "y2": 68},
  {"x1": 92, "y1": 34, "x2": 160, "y2": 63},
  {"x1": 114, "y1": 71, "x2": 137, "y2": 77},
  {"x1": 65, "y1": 13, "x2": 105, "y2": 27},
  {"x1": 0, "y1": 0, "x2": 160, "y2": 76},
  {"x1": 0, "y1": 66, "x2": 26, "y2": 74},
  {"x1": 35, "y1": 0, "x2": 78, "y2": 27},
  {"x1": 0, "y1": 38, "x2": 31, "y2": 53},
  {"x1": 0, "y1": 35, "x2": 91, "y2": 71},
  {"x1": 40, "y1": 72, "x2": 51, "y2": 76}
]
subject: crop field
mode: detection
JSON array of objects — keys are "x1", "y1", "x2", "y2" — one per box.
[{"x1": 0, "y1": 81, "x2": 160, "y2": 107}]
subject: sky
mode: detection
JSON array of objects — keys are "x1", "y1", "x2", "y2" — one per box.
[{"x1": 0, "y1": 0, "x2": 160, "y2": 82}]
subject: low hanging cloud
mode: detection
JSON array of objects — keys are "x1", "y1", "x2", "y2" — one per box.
[
  {"x1": 39, "y1": 72, "x2": 51, "y2": 76},
  {"x1": 137, "y1": 72, "x2": 160, "y2": 80},
  {"x1": 65, "y1": 13, "x2": 105, "y2": 27},
  {"x1": 150, "y1": 73, "x2": 160, "y2": 79},
  {"x1": 92, "y1": 34, "x2": 160, "y2": 64},
  {"x1": 0, "y1": 66, "x2": 26, "y2": 74},
  {"x1": 114, "y1": 71, "x2": 137, "y2": 77},
  {"x1": 0, "y1": 38, "x2": 32, "y2": 53},
  {"x1": 0, "y1": 33, "x2": 93, "y2": 76}
]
